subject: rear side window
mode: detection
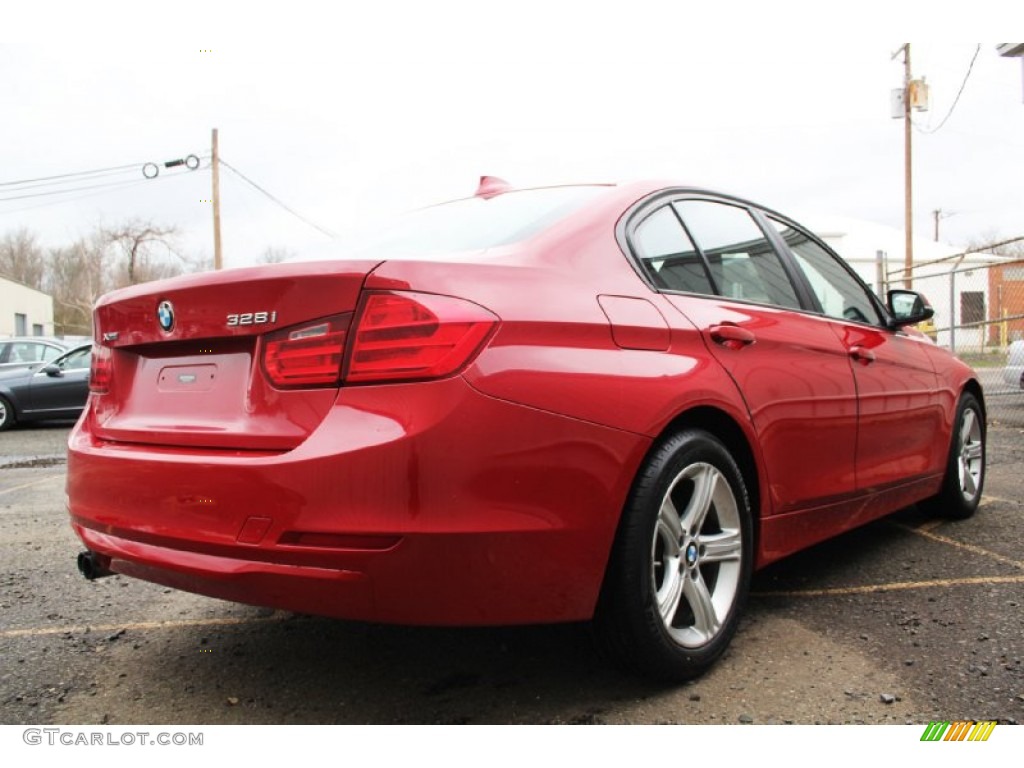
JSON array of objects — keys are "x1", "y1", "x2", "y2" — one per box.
[
  {"x1": 9, "y1": 342, "x2": 47, "y2": 364},
  {"x1": 674, "y1": 200, "x2": 802, "y2": 310},
  {"x1": 58, "y1": 347, "x2": 91, "y2": 370},
  {"x1": 632, "y1": 206, "x2": 714, "y2": 295}
]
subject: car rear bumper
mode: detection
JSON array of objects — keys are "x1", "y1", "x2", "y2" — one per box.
[{"x1": 68, "y1": 376, "x2": 649, "y2": 625}]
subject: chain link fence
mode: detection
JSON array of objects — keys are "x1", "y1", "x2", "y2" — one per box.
[{"x1": 884, "y1": 246, "x2": 1024, "y2": 427}]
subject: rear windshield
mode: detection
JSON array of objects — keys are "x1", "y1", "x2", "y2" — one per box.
[{"x1": 308, "y1": 185, "x2": 608, "y2": 261}]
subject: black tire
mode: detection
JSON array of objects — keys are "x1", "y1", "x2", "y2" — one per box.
[
  {"x1": 0, "y1": 395, "x2": 14, "y2": 432},
  {"x1": 595, "y1": 429, "x2": 753, "y2": 682},
  {"x1": 920, "y1": 392, "x2": 985, "y2": 520}
]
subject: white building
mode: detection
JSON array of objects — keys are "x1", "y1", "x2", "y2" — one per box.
[{"x1": 0, "y1": 275, "x2": 54, "y2": 337}]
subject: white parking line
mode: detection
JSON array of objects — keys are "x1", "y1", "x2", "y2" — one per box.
[
  {"x1": 894, "y1": 522, "x2": 1024, "y2": 571},
  {"x1": 754, "y1": 574, "x2": 1024, "y2": 598},
  {"x1": 0, "y1": 474, "x2": 63, "y2": 498}
]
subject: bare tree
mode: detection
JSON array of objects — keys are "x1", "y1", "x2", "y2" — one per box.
[
  {"x1": 260, "y1": 246, "x2": 295, "y2": 264},
  {"x1": 44, "y1": 220, "x2": 186, "y2": 335},
  {"x1": 46, "y1": 234, "x2": 108, "y2": 336},
  {"x1": 184, "y1": 251, "x2": 215, "y2": 274},
  {"x1": 0, "y1": 227, "x2": 46, "y2": 289},
  {"x1": 2, "y1": 219, "x2": 207, "y2": 336},
  {"x1": 964, "y1": 231, "x2": 1024, "y2": 260},
  {"x1": 102, "y1": 220, "x2": 181, "y2": 286}
]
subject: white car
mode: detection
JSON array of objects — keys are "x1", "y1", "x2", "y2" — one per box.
[{"x1": 1004, "y1": 340, "x2": 1024, "y2": 390}]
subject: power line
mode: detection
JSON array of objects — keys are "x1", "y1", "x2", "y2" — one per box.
[
  {"x1": 913, "y1": 44, "x2": 981, "y2": 135},
  {"x1": 0, "y1": 162, "x2": 142, "y2": 188},
  {"x1": 0, "y1": 179, "x2": 152, "y2": 216},
  {"x1": 0, "y1": 154, "x2": 212, "y2": 191},
  {"x1": 0, "y1": 158, "x2": 208, "y2": 204},
  {"x1": 219, "y1": 158, "x2": 338, "y2": 239},
  {"x1": 1, "y1": 166, "x2": 139, "y2": 192},
  {"x1": 0, "y1": 176, "x2": 152, "y2": 203},
  {"x1": 0, "y1": 171, "x2": 193, "y2": 216},
  {"x1": 1, "y1": 152, "x2": 337, "y2": 242}
]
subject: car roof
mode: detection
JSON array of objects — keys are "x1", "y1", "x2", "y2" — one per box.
[{"x1": 0, "y1": 337, "x2": 69, "y2": 346}]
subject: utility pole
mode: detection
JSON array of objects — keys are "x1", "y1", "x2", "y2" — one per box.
[
  {"x1": 932, "y1": 209, "x2": 955, "y2": 243},
  {"x1": 892, "y1": 45, "x2": 933, "y2": 290},
  {"x1": 899, "y1": 44, "x2": 913, "y2": 288},
  {"x1": 212, "y1": 128, "x2": 223, "y2": 270},
  {"x1": 891, "y1": 46, "x2": 930, "y2": 286}
]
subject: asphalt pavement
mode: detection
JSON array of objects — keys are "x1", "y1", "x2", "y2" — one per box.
[{"x1": 1, "y1": 419, "x2": 1021, "y2": 725}]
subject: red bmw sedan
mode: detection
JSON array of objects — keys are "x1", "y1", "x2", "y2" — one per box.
[{"x1": 68, "y1": 179, "x2": 985, "y2": 680}]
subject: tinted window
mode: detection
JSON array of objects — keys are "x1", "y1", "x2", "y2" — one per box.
[
  {"x1": 675, "y1": 201, "x2": 802, "y2": 310},
  {"x1": 768, "y1": 217, "x2": 881, "y2": 325},
  {"x1": 632, "y1": 206, "x2": 714, "y2": 294},
  {"x1": 318, "y1": 186, "x2": 607, "y2": 261}
]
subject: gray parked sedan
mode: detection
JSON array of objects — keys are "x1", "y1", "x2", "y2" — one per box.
[{"x1": 0, "y1": 344, "x2": 92, "y2": 431}]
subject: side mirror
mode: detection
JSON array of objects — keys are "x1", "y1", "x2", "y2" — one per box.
[
  {"x1": 43, "y1": 364, "x2": 63, "y2": 377},
  {"x1": 887, "y1": 289, "x2": 934, "y2": 328}
]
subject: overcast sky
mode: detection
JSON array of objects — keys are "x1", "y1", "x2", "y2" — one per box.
[{"x1": 3, "y1": 3, "x2": 1024, "y2": 269}]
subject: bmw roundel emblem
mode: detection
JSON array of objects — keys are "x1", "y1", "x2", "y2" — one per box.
[{"x1": 157, "y1": 300, "x2": 175, "y2": 332}]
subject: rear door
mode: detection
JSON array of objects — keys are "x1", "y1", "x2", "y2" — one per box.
[{"x1": 629, "y1": 197, "x2": 859, "y2": 515}]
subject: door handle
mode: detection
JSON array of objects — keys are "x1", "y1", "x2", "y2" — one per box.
[
  {"x1": 709, "y1": 324, "x2": 756, "y2": 349},
  {"x1": 849, "y1": 345, "x2": 876, "y2": 365}
]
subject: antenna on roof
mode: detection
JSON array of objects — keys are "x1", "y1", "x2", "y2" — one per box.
[{"x1": 475, "y1": 176, "x2": 512, "y2": 199}]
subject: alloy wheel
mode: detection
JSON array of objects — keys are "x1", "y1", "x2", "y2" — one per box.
[
  {"x1": 651, "y1": 462, "x2": 743, "y2": 648},
  {"x1": 957, "y1": 406, "x2": 984, "y2": 503}
]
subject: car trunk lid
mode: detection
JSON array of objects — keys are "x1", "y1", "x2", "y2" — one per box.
[{"x1": 90, "y1": 260, "x2": 379, "y2": 450}]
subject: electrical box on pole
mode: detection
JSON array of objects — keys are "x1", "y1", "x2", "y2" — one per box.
[
  {"x1": 890, "y1": 88, "x2": 905, "y2": 119},
  {"x1": 909, "y1": 78, "x2": 930, "y2": 111}
]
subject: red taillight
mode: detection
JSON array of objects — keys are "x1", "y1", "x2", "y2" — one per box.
[
  {"x1": 89, "y1": 344, "x2": 112, "y2": 394},
  {"x1": 345, "y1": 291, "x2": 498, "y2": 383},
  {"x1": 262, "y1": 313, "x2": 351, "y2": 388}
]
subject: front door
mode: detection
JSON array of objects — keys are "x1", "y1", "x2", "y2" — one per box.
[{"x1": 764, "y1": 216, "x2": 945, "y2": 491}]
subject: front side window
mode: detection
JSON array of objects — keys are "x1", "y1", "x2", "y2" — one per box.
[
  {"x1": 631, "y1": 206, "x2": 714, "y2": 295},
  {"x1": 768, "y1": 217, "x2": 881, "y2": 325},
  {"x1": 674, "y1": 201, "x2": 802, "y2": 310},
  {"x1": 57, "y1": 347, "x2": 92, "y2": 370}
]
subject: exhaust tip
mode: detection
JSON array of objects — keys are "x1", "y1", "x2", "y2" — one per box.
[{"x1": 77, "y1": 551, "x2": 113, "y2": 580}]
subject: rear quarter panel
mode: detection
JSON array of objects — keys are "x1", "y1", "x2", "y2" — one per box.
[{"x1": 364, "y1": 201, "x2": 756, "y2": 444}]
